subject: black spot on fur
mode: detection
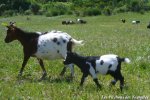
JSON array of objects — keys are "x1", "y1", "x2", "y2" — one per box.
[
  {"x1": 43, "y1": 44, "x2": 46, "y2": 46},
  {"x1": 53, "y1": 38, "x2": 57, "y2": 42},
  {"x1": 57, "y1": 50, "x2": 59, "y2": 53},
  {"x1": 63, "y1": 39, "x2": 66, "y2": 43},
  {"x1": 100, "y1": 60, "x2": 104, "y2": 65},
  {"x1": 57, "y1": 42, "x2": 60, "y2": 45},
  {"x1": 109, "y1": 64, "x2": 112, "y2": 69}
]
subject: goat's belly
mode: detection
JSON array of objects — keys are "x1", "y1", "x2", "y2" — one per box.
[
  {"x1": 96, "y1": 65, "x2": 108, "y2": 74},
  {"x1": 96, "y1": 59, "x2": 118, "y2": 74},
  {"x1": 34, "y1": 51, "x2": 63, "y2": 60}
]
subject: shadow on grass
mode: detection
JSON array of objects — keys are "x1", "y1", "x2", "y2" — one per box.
[
  {"x1": 48, "y1": 75, "x2": 73, "y2": 83},
  {"x1": 16, "y1": 74, "x2": 73, "y2": 84}
]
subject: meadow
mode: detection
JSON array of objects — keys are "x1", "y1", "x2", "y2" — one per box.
[{"x1": 0, "y1": 12, "x2": 150, "y2": 99}]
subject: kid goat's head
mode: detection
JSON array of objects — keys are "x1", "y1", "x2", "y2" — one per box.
[
  {"x1": 5, "y1": 22, "x2": 17, "y2": 43},
  {"x1": 64, "y1": 52, "x2": 76, "y2": 65}
]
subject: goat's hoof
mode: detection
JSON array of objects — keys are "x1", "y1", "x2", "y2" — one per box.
[
  {"x1": 120, "y1": 85, "x2": 124, "y2": 92},
  {"x1": 39, "y1": 73, "x2": 47, "y2": 81},
  {"x1": 69, "y1": 75, "x2": 75, "y2": 80},
  {"x1": 97, "y1": 85, "x2": 102, "y2": 90},
  {"x1": 59, "y1": 72, "x2": 65, "y2": 76},
  {"x1": 17, "y1": 73, "x2": 22, "y2": 78},
  {"x1": 111, "y1": 80, "x2": 116, "y2": 85},
  {"x1": 77, "y1": 86, "x2": 83, "y2": 90}
]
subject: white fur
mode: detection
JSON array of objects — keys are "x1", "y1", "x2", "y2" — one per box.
[
  {"x1": 86, "y1": 54, "x2": 130, "y2": 77},
  {"x1": 34, "y1": 31, "x2": 83, "y2": 60},
  {"x1": 124, "y1": 58, "x2": 130, "y2": 63},
  {"x1": 96, "y1": 54, "x2": 118, "y2": 74}
]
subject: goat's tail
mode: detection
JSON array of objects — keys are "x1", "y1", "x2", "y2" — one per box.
[
  {"x1": 67, "y1": 38, "x2": 84, "y2": 52},
  {"x1": 119, "y1": 57, "x2": 131, "y2": 63},
  {"x1": 71, "y1": 38, "x2": 84, "y2": 46}
]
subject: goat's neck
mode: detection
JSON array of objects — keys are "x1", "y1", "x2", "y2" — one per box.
[
  {"x1": 16, "y1": 33, "x2": 27, "y2": 46},
  {"x1": 16, "y1": 30, "x2": 38, "y2": 47},
  {"x1": 71, "y1": 55, "x2": 86, "y2": 69}
]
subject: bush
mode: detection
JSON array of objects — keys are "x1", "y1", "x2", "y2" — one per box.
[
  {"x1": 83, "y1": 7, "x2": 101, "y2": 16},
  {"x1": 113, "y1": 5, "x2": 128, "y2": 13},
  {"x1": 50, "y1": 9, "x2": 60, "y2": 16},
  {"x1": 38, "y1": 10, "x2": 46, "y2": 15},
  {"x1": 45, "y1": 11, "x2": 51, "y2": 17},
  {"x1": 103, "y1": 7, "x2": 112, "y2": 16},
  {"x1": 139, "y1": 9, "x2": 145, "y2": 14},
  {"x1": 2, "y1": 10, "x2": 16, "y2": 17},
  {"x1": 24, "y1": 9, "x2": 32, "y2": 15},
  {"x1": 45, "y1": 10, "x2": 59, "y2": 17},
  {"x1": 43, "y1": 2, "x2": 72, "y2": 16},
  {"x1": 0, "y1": 4, "x2": 6, "y2": 15},
  {"x1": 30, "y1": 3, "x2": 40, "y2": 15},
  {"x1": 130, "y1": 0, "x2": 140, "y2": 12}
]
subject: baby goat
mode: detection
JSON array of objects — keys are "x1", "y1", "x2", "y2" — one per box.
[{"x1": 64, "y1": 52, "x2": 130, "y2": 91}]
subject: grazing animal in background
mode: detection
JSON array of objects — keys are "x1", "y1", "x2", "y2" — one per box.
[
  {"x1": 68, "y1": 20, "x2": 75, "y2": 24},
  {"x1": 121, "y1": 19, "x2": 126, "y2": 23},
  {"x1": 132, "y1": 20, "x2": 140, "y2": 24},
  {"x1": 147, "y1": 22, "x2": 150, "y2": 29},
  {"x1": 77, "y1": 19, "x2": 87, "y2": 24},
  {"x1": 62, "y1": 20, "x2": 75, "y2": 25},
  {"x1": 4, "y1": 22, "x2": 84, "y2": 80},
  {"x1": 62, "y1": 20, "x2": 69, "y2": 25},
  {"x1": 64, "y1": 52, "x2": 130, "y2": 91}
]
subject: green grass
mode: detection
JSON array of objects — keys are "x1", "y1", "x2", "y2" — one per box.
[{"x1": 0, "y1": 12, "x2": 150, "y2": 99}]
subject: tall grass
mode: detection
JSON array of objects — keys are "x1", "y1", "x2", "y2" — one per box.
[{"x1": 0, "y1": 13, "x2": 150, "y2": 99}]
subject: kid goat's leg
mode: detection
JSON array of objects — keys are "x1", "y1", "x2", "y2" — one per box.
[
  {"x1": 60, "y1": 65, "x2": 67, "y2": 76},
  {"x1": 119, "y1": 73, "x2": 124, "y2": 91},
  {"x1": 37, "y1": 58, "x2": 47, "y2": 80},
  {"x1": 60, "y1": 64, "x2": 74, "y2": 78},
  {"x1": 108, "y1": 71, "x2": 118, "y2": 85},
  {"x1": 18, "y1": 55, "x2": 30, "y2": 77},
  {"x1": 89, "y1": 66, "x2": 101, "y2": 88},
  {"x1": 114, "y1": 70, "x2": 124, "y2": 91},
  {"x1": 80, "y1": 73, "x2": 88, "y2": 86}
]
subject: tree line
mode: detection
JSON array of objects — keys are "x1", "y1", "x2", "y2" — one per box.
[{"x1": 0, "y1": 0, "x2": 150, "y2": 17}]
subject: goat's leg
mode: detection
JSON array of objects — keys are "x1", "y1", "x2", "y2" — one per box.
[
  {"x1": 88, "y1": 66, "x2": 101, "y2": 88},
  {"x1": 37, "y1": 58, "x2": 47, "y2": 80},
  {"x1": 69, "y1": 64, "x2": 74, "y2": 78},
  {"x1": 60, "y1": 65, "x2": 67, "y2": 76},
  {"x1": 119, "y1": 75, "x2": 124, "y2": 91},
  {"x1": 116, "y1": 72, "x2": 124, "y2": 91},
  {"x1": 80, "y1": 73, "x2": 88, "y2": 86},
  {"x1": 93, "y1": 78, "x2": 101, "y2": 89},
  {"x1": 60, "y1": 64, "x2": 74, "y2": 78},
  {"x1": 108, "y1": 70, "x2": 118, "y2": 85},
  {"x1": 110, "y1": 78, "x2": 118, "y2": 85},
  {"x1": 18, "y1": 55, "x2": 30, "y2": 77}
]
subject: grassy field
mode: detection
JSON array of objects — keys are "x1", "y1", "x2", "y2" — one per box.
[{"x1": 0, "y1": 12, "x2": 150, "y2": 99}]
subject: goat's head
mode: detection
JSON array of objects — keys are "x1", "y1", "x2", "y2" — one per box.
[
  {"x1": 64, "y1": 52, "x2": 76, "y2": 65},
  {"x1": 5, "y1": 22, "x2": 17, "y2": 43}
]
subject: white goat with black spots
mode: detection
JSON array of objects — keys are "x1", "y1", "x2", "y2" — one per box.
[
  {"x1": 4, "y1": 22, "x2": 83, "y2": 80},
  {"x1": 64, "y1": 52, "x2": 130, "y2": 91}
]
